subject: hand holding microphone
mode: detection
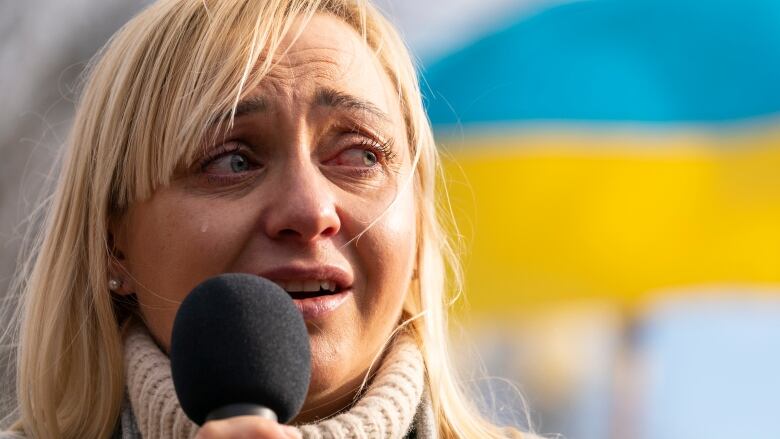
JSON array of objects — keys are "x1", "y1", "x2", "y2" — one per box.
[
  {"x1": 170, "y1": 274, "x2": 312, "y2": 438},
  {"x1": 195, "y1": 416, "x2": 302, "y2": 439}
]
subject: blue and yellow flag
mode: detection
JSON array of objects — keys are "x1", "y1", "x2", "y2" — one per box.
[{"x1": 423, "y1": 0, "x2": 780, "y2": 312}]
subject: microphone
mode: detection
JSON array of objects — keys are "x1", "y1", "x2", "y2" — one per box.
[{"x1": 170, "y1": 273, "x2": 311, "y2": 425}]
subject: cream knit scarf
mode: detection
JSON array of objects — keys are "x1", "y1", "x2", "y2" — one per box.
[{"x1": 123, "y1": 323, "x2": 434, "y2": 439}]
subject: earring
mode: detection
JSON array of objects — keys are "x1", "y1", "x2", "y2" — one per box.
[{"x1": 108, "y1": 278, "x2": 122, "y2": 291}]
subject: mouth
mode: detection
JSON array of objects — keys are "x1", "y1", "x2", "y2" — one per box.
[
  {"x1": 274, "y1": 279, "x2": 343, "y2": 300},
  {"x1": 273, "y1": 279, "x2": 351, "y2": 320},
  {"x1": 258, "y1": 265, "x2": 353, "y2": 318}
]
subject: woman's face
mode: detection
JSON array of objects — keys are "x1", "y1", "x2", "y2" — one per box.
[{"x1": 113, "y1": 14, "x2": 416, "y2": 422}]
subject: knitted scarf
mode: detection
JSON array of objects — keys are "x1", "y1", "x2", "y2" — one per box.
[{"x1": 123, "y1": 323, "x2": 435, "y2": 439}]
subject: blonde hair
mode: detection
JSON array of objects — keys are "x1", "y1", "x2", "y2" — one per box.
[{"x1": 6, "y1": 1, "x2": 528, "y2": 437}]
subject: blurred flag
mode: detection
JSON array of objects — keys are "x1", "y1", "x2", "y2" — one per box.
[{"x1": 421, "y1": 0, "x2": 780, "y2": 313}]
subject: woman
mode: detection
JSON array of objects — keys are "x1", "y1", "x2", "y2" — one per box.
[{"x1": 3, "y1": 0, "x2": 537, "y2": 438}]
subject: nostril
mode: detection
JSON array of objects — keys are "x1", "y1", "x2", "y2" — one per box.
[
  {"x1": 321, "y1": 225, "x2": 338, "y2": 238},
  {"x1": 278, "y1": 228, "x2": 300, "y2": 238},
  {"x1": 275, "y1": 225, "x2": 337, "y2": 240}
]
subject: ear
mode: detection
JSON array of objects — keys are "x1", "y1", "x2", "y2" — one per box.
[{"x1": 107, "y1": 221, "x2": 135, "y2": 297}]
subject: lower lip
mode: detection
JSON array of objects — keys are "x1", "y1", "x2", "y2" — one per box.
[{"x1": 291, "y1": 289, "x2": 351, "y2": 319}]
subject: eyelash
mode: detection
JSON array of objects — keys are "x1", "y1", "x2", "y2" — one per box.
[
  {"x1": 197, "y1": 142, "x2": 260, "y2": 185},
  {"x1": 198, "y1": 142, "x2": 244, "y2": 168},
  {"x1": 356, "y1": 137, "x2": 397, "y2": 163},
  {"x1": 195, "y1": 134, "x2": 397, "y2": 184}
]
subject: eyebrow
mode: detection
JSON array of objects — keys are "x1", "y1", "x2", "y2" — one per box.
[
  {"x1": 313, "y1": 87, "x2": 392, "y2": 124},
  {"x1": 232, "y1": 95, "x2": 268, "y2": 119},
  {"x1": 223, "y1": 87, "x2": 392, "y2": 124}
]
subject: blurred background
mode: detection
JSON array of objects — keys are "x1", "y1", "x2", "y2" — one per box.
[{"x1": 2, "y1": 1, "x2": 780, "y2": 438}]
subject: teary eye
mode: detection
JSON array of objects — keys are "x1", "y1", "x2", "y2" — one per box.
[
  {"x1": 195, "y1": 142, "x2": 264, "y2": 187},
  {"x1": 200, "y1": 141, "x2": 260, "y2": 175},
  {"x1": 362, "y1": 150, "x2": 378, "y2": 166},
  {"x1": 226, "y1": 153, "x2": 250, "y2": 172},
  {"x1": 327, "y1": 133, "x2": 396, "y2": 169},
  {"x1": 204, "y1": 152, "x2": 252, "y2": 173},
  {"x1": 335, "y1": 148, "x2": 379, "y2": 167}
]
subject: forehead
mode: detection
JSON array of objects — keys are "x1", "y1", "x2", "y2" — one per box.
[{"x1": 254, "y1": 13, "x2": 397, "y2": 116}]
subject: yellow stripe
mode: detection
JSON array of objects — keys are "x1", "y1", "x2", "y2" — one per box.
[{"x1": 441, "y1": 130, "x2": 780, "y2": 314}]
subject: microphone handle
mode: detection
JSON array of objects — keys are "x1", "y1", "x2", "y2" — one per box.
[{"x1": 205, "y1": 404, "x2": 278, "y2": 423}]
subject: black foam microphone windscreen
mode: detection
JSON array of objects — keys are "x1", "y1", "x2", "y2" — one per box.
[{"x1": 170, "y1": 273, "x2": 311, "y2": 425}]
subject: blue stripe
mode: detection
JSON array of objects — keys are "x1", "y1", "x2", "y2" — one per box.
[{"x1": 422, "y1": 0, "x2": 780, "y2": 126}]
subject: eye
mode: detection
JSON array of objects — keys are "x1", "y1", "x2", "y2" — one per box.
[
  {"x1": 204, "y1": 152, "x2": 250, "y2": 173},
  {"x1": 227, "y1": 153, "x2": 249, "y2": 172},
  {"x1": 334, "y1": 148, "x2": 379, "y2": 167},
  {"x1": 201, "y1": 145, "x2": 260, "y2": 175},
  {"x1": 195, "y1": 142, "x2": 264, "y2": 188},
  {"x1": 327, "y1": 135, "x2": 395, "y2": 169}
]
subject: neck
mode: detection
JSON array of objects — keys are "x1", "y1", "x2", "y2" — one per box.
[
  {"x1": 123, "y1": 322, "x2": 432, "y2": 438},
  {"x1": 293, "y1": 343, "x2": 391, "y2": 424},
  {"x1": 293, "y1": 382, "x2": 359, "y2": 424},
  {"x1": 292, "y1": 366, "x2": 377, "y2": 423}
]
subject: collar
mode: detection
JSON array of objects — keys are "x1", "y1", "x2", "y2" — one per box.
[{"x1": 122, "y1": 323, "x2": 436, "y2": 439}]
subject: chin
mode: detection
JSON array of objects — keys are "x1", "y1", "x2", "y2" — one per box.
[{"x1": 306, "y1": 331, "x2": 354, "y2": 389}]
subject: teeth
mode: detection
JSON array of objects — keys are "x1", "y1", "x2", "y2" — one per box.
[
  {"x1": 276, "y1": 279, "x2": 337, "y2": 293},
  {"x1": 287, "y1": 280, "x2": 303, "y2": 292},
  {"x1": 303, "y1": 280, "x2": 320, "y2": 292}
]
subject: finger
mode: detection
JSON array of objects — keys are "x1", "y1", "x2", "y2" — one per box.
[
  {"x1": 281, "y1": 425, "x2": 303, "y2": 439},
  {"x1": 194, "y1": 416, "x2": 301, "y2": 439}
]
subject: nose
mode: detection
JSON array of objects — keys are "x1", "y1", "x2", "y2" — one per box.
[{"x1": 263, "y1": 161, "x2": 340, "y2": 243}]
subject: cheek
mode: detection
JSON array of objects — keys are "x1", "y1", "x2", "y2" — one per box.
[
  {"x1": 130, "y1": 200, "x2": 238, "y2": 277},
  {"x1": 384, "y1": 192, "x2": 417, "y2": 239},
  {"x1": 353, "y1": 189, "x2": 417, "y2": 318},
  {"x1": 122, "y1": 192, "x2": 255, "y2": 345}
]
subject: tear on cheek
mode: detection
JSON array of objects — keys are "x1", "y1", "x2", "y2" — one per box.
[{"x1": 200, "y1": 222, "x2": 209, "y2": 233}]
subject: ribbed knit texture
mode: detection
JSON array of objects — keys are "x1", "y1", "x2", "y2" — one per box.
[
  {"x1": 123, "y1": 324, "x2": 430, "y2": 439},
  {"x1": 124, "y1": 325, "x2": 199, "y2": 439},
  {"x1": 296, "y1": 331, "x2": 425, "y2": 439}
]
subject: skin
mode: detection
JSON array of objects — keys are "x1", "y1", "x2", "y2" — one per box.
[{"x1": 111, "y1": 13, "x2": 417, "y2": 434}]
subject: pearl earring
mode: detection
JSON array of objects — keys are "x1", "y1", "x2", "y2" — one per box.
[{"x1": 108, "y1": 278, "x2": 122, "y2": 291}]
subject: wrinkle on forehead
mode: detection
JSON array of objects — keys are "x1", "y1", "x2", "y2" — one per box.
[
  {"x1": 245, "y1": 14, "x2": 395, "y2": 119},
  {"x1": 265, "y1": 54, "x2": 342, "y2": 84},
  {"x1": 266, "y1": 45, "x2": 367, "y2": 86}
]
